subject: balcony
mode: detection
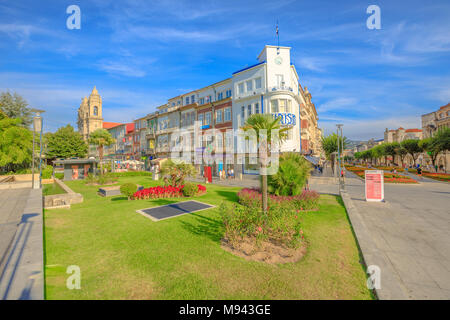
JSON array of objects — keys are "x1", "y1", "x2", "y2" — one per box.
[{"x1": 268, "y1": 85, "x2": 294, "y2": 93}]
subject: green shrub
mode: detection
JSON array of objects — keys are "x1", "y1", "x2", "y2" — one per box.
[
  {"x1": 182, "y1": 182, "x2": 198, "y2": 197},
  {"x1": 54, "y1": 173, "x2": 64, "y2": 180},
  {"x1": 114, "y1": 171, "x2": 152, "y2": 177},
  {"x1": 268, "y1": 153, "x2": 312, "y2": 196},
  {"x1": 120, "y1": 183, "x2": 137, "y2": 199},
  {"x1": 42, "y1": 165, "x2": 53, "y2": 179},
  {"x1": 219, "y1": 202, "x2": 304, "y2": 249}
]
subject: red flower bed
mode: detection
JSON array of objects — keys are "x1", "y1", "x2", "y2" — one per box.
[
  {"x1": 422, "y1": 173, "x2": 450, "y2": 182},
  {"x1": 132, "y1": 184, "x2": 206, "y2": 200}
]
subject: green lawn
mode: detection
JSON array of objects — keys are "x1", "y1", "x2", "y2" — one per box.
[
  {"x1": 43, "y1": 182, "x2": 66, "y2": 196},
  {"x1": 44, "y1": 176, "x2": 373, "y2": 300}
]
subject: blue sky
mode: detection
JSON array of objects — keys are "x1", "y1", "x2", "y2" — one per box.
[{"x1": 1, "y1": 0, "x2": 449, "y2": 140}]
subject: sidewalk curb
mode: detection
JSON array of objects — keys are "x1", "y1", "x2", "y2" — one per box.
[{"x1": 340, "y1": 190, "x2": 411, "y2": 300}]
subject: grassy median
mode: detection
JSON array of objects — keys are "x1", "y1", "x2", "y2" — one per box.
[{"x1": 44, "y1": 176, "x2": 373, "y2": 299}]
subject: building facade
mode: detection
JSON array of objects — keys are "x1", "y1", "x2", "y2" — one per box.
[
  {"x1": 421, "y1": 103, "x2": 450, "y2": 172},
  {"x1": 148, "y1": 45, "x2": 322, "y2": 177},
  {"x1": 77, "y1": 87, "x2": 104, "y2": 141},
  {"x1": 384, "y1": 127, "x2": 423, "y2": 143}
]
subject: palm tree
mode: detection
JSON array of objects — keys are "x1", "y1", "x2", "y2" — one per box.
[
  {"x1": 241, "y1": 114, "x2": 289, "y2": 214},
  {"x1": 321, "y1": 133, "x2": 348, "y2": 174},
  {"x1": 88, "y1": 129, "x2": 116, "y2": 174}
]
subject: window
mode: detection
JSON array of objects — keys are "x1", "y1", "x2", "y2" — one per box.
[
  {"x1": 218, "y1": 92, "x2": 223, "y2": 100},
  {"x1": 246, "y1": 80, "x2": 253, "y2": 92},
  {"x1": 271, "y1": 100, "x2": 279, "y2": 113},
  {"x1": 216, "y1": 109, "x2": 223, "y2": 123},
  {"x1": 255, "y1": 103, "x2": 260, "y2": 114},
  {"x1": 186, "y1": 97, "x2": 190, "y2": 105},
  {"x1": 191, "y1": 95, "x2": 195, "y2": 103},
  {"x1": 224, "y1": 107, "x2": 231, "y2": 121},
  {"x1": 198, "y1": 113, "x2": 204, "y2": 125},
  {"x1": 247, "y1": 105, "x2": 252, "y2": 117},
  {"x1": 181, "y1": 113, "x2": 186, "y2": 127},
  {"x1": 276, "y1": 74, "x2": 284, "y2": 87},
  {"x1": 205, "y1": 112, "x2": 211, "y2": 126},
  {"x1": 200, "y1": 98, "x2": 205, "y2": 105},
  {"x1": 241, "y1": 106, "x2": 245, "y2": 124},
  {"x1": 93, "y1": 106, "x2": 98, "y2": 116},
  {"x1": 226, "y1": 89, "x2": 232, "y2": 98},
  {"x1": 238, "y1": 83, "x2": 244, "y2": 94},
  {"x1": 279, "y1": 99, "x2": 287, "y2": 113},
  {"x1": 255, "y1": 77, "x2": 262, "y2": 89},
  {"x1": 217, "y1": 136, "x2": 223, "y2": 148},
  {"x1": 172, "y1": 102, "x2": 175, "y2": 107}
]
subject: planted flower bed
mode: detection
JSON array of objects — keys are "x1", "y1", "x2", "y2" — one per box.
[
  {"x1": 132, "y1": 184, "x2": 206, "y2": 200},
  {"x1": 345, "y1": 166, "x2": 417, "y2": 183},
  {"x1": 422, "y1": 172, "x2": 450, "y2": 182},
  {"x1": 237, "y1": 188, "x2": 319, "y2": 211}
]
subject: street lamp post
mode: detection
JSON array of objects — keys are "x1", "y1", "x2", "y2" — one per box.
[
  {"x1": 336, "y1": 124, "x2": 344, "y2": 192},
  {"x1": 31, "y1": 109, "x2": 45, "y2": 189}
]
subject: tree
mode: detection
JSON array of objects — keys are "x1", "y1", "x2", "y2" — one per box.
[
  {"x1": 160, "y1": 159, "x2": 196, "y2": 186},
  {"x1": 321, "y1": 133, "x2": 349, "y2": 173},
  {"x1": 45, "y1": 124, "x2": 88, "y2": 159},
  {"x1": 384, "y1": 142, "x2": 399, "y2": 166},
  {"x1": 0, "y1": 91, "x2": 32, "y2": 127},
  {"x1": 420, "y1": 128, "x2": 450, "y2": 171},
  {"x1": 88, "y1": 129, "x2": 116, "y2": 174},
  {"x1": 401, "y1": 139, "x2": 423, "y2": 166},
  {"x1": 394, "y1": 143, "x2": 408, "y2": 166},
  {"x1": 242, "y1": 114, "x2": 289, "y2": 214},
  {"x1": 371, "y1": 145, "x2": 385, "y2": 165},
  {"x1": 0, "y1": 111, "x2": 33, "y2": 173}
]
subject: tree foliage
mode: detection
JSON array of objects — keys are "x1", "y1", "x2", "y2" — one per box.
[
  {"x1": 401, "y1": 139, "x2": 423, "y2": 165},
  {"x1": 241, "y1": 114, "x2": 289, "y2": 214},
  {"x1": 88, "y1": 129, "x2": 116, "y2": 174},
  {"x1": 0, "y1": 91, "x2": 32, "y2": 127},
  {"x1": 45, "y1": 124, "x2": 88, "y2": 159},
  {"x1": 0, "y1": 111, "x2": 33, "y2": 173},
  {"x1": 268, "y1": 152, "x2": 312, "y2": 196},
  {"x1": 160, "y1": 159, "x2": 196, "y2": 187}
]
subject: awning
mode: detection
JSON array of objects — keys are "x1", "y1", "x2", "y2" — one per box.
[{"x1": 304, "y1": 155, "x2": 319, "y2": 165}]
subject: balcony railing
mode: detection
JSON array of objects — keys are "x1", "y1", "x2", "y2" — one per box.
[{"x1": 268, "y1": 85, "x2": 294, "y2": 93}]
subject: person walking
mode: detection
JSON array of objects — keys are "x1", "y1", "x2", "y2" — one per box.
[{"x1": 417, "y1": 166, "x2": 422, "y2": 179}]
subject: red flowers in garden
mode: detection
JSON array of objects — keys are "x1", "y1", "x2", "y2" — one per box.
[{"x1": 132, "y1": 184, "x2": 206, "y2": 200}]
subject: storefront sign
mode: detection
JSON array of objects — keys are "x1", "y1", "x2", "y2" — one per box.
[
  {"x1": 365, "y1": 170, "x2": 384, "y2": 202},
  {"x1": 272, "y1": 113, "x2": 296, "y2": 126}
]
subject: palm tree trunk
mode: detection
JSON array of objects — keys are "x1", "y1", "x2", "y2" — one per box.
[
  {"x1": 262, "y1": 173, "x2": 268, "y2": 214},
  {"x1": 99, "y1": 145, "x2": 103, "y2": 175}
]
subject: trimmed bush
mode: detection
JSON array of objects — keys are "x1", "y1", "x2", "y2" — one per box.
[
  {"x1": 182, "y1": 182, "x2": 198, "y2": 197},
  {"x1": 54, "y1": 173, "x2": 64, "y2": 180},
  {"x1": 120, "y1": 183, "x2": 138, "y2": 200}
]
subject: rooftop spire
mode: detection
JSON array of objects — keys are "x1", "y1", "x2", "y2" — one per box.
[{"x1": 91, "y1": 86, "x2": 98, "y2": 95}]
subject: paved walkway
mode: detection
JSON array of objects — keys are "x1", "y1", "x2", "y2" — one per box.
[
  {"x1": 311, "y1": 174, "x2": 450, "y2": 299},
  {"x1": 0, "y1": 188, "x2": 44, "y2": 300}
]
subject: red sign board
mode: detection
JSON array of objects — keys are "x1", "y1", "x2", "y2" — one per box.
[{"x1": 365, "y1": 170, "x2": 384, "y2": 202}]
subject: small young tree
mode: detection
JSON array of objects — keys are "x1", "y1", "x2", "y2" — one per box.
[
  {"x1": 160, "y1": 159, "x2": 196, "y2": 187},
  {"x1": 321, "y1": 133, "x2": 349, "y2": 173},
  {"x1": 88, "y1": 129, "x2": 116, "y2": 174}
]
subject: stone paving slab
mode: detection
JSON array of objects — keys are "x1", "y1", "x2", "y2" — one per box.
[
  {"x1": 334, "y1": 175, "x2": 450, "y2": 300},
  {"x1": 0, "y1": 188, "x2": 43, "y2": 300}
]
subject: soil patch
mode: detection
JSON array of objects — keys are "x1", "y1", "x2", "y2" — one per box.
[{"x1": 221, "y1": 237, "x2": 307, "y2": 264}]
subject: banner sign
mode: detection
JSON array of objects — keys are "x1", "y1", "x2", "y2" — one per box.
[
  {"x1": 365, "y1": 170, "x2": 384, "y2": 202},
  {"x1": 272, "y1": 113, "x2": 296, "y2": 126}
]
